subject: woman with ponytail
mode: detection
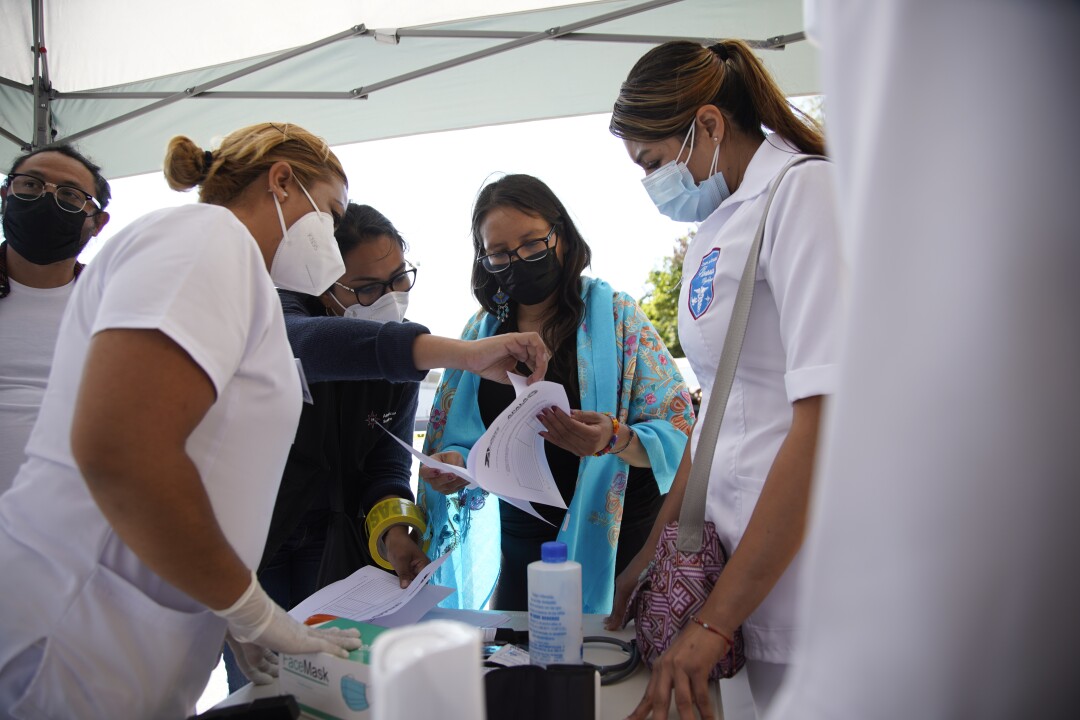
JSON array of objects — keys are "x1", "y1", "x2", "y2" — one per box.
[{"x1": 606, "y1": 40, "x2": 844, "y2": 717}]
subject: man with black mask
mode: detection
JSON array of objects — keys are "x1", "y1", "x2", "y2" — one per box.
[{"x1": 0, "y1": 146, "x2": 111, "y2": 491}]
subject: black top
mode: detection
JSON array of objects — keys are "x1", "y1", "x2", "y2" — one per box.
[
  {"x1": 476, "y1": 318, "x2": 664, "y2": 610},
  {"x1": 262, "y1": 291, "x2": 423, "y2": 586},
  {"x1": 478, "y1": 352, "x2": 582, "y2": 533},
  {"x1": 476, "y1": 321, "x2": 661, "y2": 540}
]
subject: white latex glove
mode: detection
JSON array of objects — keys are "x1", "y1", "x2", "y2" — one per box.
[
  {"x1": 214, "y1": 570, "x2": 362, "y2": 658},
  {"x1": 225, "y1": 632, "x2": 279, "y2": 685}
]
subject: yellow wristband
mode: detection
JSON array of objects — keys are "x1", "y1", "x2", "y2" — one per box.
[{"x1": 365, "y1": 497, "x2": 428, "y2": 570}]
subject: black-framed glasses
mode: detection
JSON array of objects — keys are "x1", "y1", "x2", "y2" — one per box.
[
  {"x1": 3, "y1": 173, "x2": 101, "y2": 215},
  {"x1": 477, "y1": 225, "x2": 557, "y2": 273},
  {"x1": 333, "y1": 264, "x2": 417, "y2": 306}
]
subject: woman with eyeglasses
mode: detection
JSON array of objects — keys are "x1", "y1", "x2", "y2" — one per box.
[
  {"x1": 0, "y1": 124, "x2": 549, "y2": 715},
  {"x1": 223, "y1": 200, "x2": 556, "y2": 689},
  {"x1": 0, "y1": 146, "x2": 111, "y2": 493},
  {"x1": 417, "y1": 173, "x2": 694, "y2": 613}
]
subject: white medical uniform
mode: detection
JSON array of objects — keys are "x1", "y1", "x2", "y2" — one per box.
[
  {"x1": 0, "y1": 204, "x2": 301, "y2": 719},
  {"x1": 767, "y1": 2, "x2": 1080, "y2": 719},
  {"x1": 679, "y1": 135, "x2": 843, "y2": 666},
  {"x1": 0, "y1": 277, "x2": 75, "y2": 493}
]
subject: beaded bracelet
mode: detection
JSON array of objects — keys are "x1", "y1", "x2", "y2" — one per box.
[
  {"x1": 593, "y1": 413, "x2": 621, "y2": 456},
  {"x1": 612, "y1": 424, "x2": 635, "y2": 454},
  {"x1": 689, "y1": 615, "x2": 733, "y2": 646}
]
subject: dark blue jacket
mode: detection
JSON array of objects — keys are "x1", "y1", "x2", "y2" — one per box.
[{"x1": 260, "y1": 291, "x2": 430, "y2": 582}]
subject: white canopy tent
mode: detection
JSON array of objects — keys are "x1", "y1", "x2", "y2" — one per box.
[{"x1": 0, "y1": 0, "x2": 818, "y2": 179}]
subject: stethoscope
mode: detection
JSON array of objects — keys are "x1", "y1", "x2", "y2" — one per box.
[
  {"x1": 484, "y1": 631, "x2": 641, "y2": 685},
  {"x1": 584, "y1": 635, "x2": 641, "y2": 686}
]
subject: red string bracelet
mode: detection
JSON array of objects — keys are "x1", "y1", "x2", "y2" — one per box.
[
  {"x1": 690, "y1": 615, "x2": 733, "y2": 646},
  {"x1": 612, "y1": 424, "x2": 635, "y2": 454}
]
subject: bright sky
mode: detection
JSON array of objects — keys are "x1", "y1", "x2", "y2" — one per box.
[{"x1": 81, "y1": 112, "x2": 696, "y2": 341}]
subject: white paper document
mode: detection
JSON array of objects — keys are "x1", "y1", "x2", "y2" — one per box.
[
  {"x1": 288, "y1": 552, "x2": 452, "y2": 624},
  {"x1": 367, "y1": 584, "x2": 455, "y2": 628},
  {"x1": 381, "y1": 375, "x2": 571, "y2": 518}
]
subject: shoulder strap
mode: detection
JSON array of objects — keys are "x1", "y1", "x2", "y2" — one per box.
[{"x1": 677, "y1": 154, "x2": 828, "y2": 552}]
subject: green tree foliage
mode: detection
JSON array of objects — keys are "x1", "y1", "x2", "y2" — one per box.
[{"x1": 639, "y1": 232, "x2": 693, "y2": 358}]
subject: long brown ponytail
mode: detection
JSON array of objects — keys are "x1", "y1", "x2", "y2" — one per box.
[{"x1": 610, "y1": 40, "x2": 825, "y2": 156}]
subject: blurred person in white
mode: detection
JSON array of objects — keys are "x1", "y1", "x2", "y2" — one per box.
[
  {"x1": 0, "y1": 146, "x2": 111, "y2": 492},
  {"x1": 767, "y1": 2, "x2": 1080, "y2": 719}
]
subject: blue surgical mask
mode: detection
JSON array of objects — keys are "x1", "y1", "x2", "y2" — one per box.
[{"x1": 641, "y1": 122, "x2": 730, "y2": 222}]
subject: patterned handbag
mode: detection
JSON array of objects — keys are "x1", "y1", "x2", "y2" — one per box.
[
  {"x1": 624, "y1": 156, "x2": 826, "y2": 679},
  {"x1": 626, "y1": 519, "x2": 745, "y2": 678}
]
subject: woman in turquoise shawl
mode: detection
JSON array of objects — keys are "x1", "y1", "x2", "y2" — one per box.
[{"x1": 418, "y1": 174, "x2": 693, "y2": 614}]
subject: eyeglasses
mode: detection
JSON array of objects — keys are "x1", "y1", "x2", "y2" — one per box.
[
  {"x1": 477, "y1": 225, "x2": 557, "y2": 273},
  {"x1": 3, "y1": 173, "x2": 101, "y2": 215},
  {"x1": 334, "y1": 264, "x2": 417, "y2": 306}
]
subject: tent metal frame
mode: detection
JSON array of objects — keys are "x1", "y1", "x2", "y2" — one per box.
[{"x1": 1, "y1": 0, "x2": 804, "y2": 152}]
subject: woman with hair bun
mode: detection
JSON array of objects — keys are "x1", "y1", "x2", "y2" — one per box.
[
  {"x1": 0, "y1": 122, "x2": 360, "y2": 717},
  {"x1": 606, "y1": 41, "x2": 844, "y2": 718},
  {"x1": 0, "y1": 122, "x2": 545, "y2": 718}
]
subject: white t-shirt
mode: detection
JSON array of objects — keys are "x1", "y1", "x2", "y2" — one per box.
[
  {"x1": 0, "y1": 277, "x2": 75, "y2": 493},
  {"x1": 0, "y1": 204, "x2": 301, "y2": 717},
  {"x1": 679, "y1": 136, "x2": 844, "y2": 663}
]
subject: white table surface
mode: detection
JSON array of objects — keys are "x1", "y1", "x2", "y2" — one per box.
[{"x1": 214, "y1": 612, "x2": 724, "y2": 719}]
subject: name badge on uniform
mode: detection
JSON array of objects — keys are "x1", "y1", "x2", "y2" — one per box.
[
  {"x1": 294, "y1": 358, "x2": 314, "y2": 405},
  {"x1": 689, "y1": 248, "x2": 720, "y2": 319}
]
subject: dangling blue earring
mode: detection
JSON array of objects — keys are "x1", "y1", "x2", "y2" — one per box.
[{"x1": 492, "y1": 289, "x2": 510, "y2": 324}]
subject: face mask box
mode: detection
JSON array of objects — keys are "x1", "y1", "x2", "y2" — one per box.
[{"x1": 278, "y1": 618, "x2": 387, "y2": 719}]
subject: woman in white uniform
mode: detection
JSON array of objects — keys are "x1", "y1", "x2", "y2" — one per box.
[
  {"x1": 0, "y1": 122, "x2": 549, "y2": 719},
  {"x1": 604, "y1": 41, "x2": 844, "y2": 718},
  {"x1": 0, "y1": 122, "x2": 363, "y2": 718}
]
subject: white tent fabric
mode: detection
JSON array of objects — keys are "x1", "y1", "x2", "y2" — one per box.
[{"x1": 0, "y1": 0, "x2": 818, "y2": 178}]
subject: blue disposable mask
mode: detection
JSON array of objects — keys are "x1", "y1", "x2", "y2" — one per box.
[{"x1": 641, "y1": 122, "x2": 730, "y2": 222}]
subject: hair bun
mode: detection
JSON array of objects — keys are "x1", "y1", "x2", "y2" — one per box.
[{"x1": 163, "y1": 135, "x2": 207, "y2": 192}]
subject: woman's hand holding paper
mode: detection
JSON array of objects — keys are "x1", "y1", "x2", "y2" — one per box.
[
  {"x1": 419, "y1": 450, "x2": 470, "y2": 495},
  {"x1": 383, "y1": 525, "x2": 431, "y2": 588},
  {"x1": 466, "y1": 333, "x2": 550, "y2": 384},
  {"x1": 537, "y1": 407, "x2": 614, "y2": 457}
]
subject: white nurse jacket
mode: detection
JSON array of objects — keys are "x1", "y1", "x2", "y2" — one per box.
[
  {"x1": 0, "y1": 205, "x2": 301, "y2": 718},
  {"x1": 679, "y1": 135, "x2": 844, "y2": 663}
]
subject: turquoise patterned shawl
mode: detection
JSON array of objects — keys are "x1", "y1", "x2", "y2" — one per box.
[{"x1": 418, "y1": 276, "x2": 694, "y2": 613}]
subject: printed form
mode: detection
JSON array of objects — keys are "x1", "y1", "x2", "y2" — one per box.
[
  {"x1": 288, "y1": 552, "x2": 452, "y2": 624},
  {"x1": 382, "y1": 374, "x2": 570, "y2": 520}
]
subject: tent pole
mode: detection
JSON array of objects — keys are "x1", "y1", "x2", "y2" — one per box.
[
  {"x1": 393, "y1": 29, "x2": 805, "y2": 50},
  {"x1": 53, "y1": 24, "x2": 370, "y2": 147},
  {"x1": 353, "y1": 0, "x2": 684, "y2": 98},
  {"x1": 0, "y1": 76, "x2": 33, "y2": 93},
  {"x1": 30, "y1": 0, "x2": 53, "y2": 150},
  {"x1": 50, "y1": 26, "x2": 807, "y2": 104},
  {"x1": 0, "y1": 75, "x2": 33, "y2": 147},
  {"x1": 0, "y1": 125, "x2": 27, "y2": 149}
]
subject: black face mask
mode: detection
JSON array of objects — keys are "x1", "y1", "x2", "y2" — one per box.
[
  {"x1": 2, "y1": 194, "x2": 91, "y2": 265},
  {"x1": 502, "y1": 252, "x2": 562, "y2": 306}
]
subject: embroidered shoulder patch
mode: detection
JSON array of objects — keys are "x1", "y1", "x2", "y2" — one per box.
[{"x1": 688, "y1": 248, "x2": 720, "y2": 320}]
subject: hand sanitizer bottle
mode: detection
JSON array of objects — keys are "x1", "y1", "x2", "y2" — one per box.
[{"x1": 527, "y1": 541, "x2": 583, "y2": 666}]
